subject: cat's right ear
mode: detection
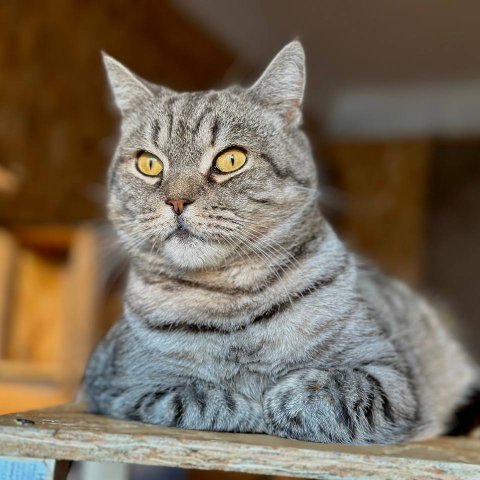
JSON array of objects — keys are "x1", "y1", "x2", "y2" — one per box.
[
  {"x1": 101, "y1": 52, "x2": 154, "y2": 115},
  {"x1": 248, "y1": 41, "x2": 306, "y2": 126}
]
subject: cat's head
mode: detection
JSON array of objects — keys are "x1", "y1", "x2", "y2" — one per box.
[{"x1": 105, "y1": 41, "x2": 318, "y2": 270}]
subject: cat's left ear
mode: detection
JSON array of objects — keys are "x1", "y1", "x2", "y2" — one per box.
[
  {"x1": 102, "y1": 52, "x2": 154, "y2": 115},
  {"x1": 248, "y1": 41, "x2": 306, "y2": 126}
]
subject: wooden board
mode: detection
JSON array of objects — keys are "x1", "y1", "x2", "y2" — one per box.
[
  {"x1": 0, "y1": 225, "x2": 104, "y2": 414},
  {"x1": 7, "y1": 248, "x2": 65, "y2": 363},
  {"x1": 0, "y1": 404, "x2": 479, "y2": 480},
  {"x1": 63, "y1": 226, "x2": 103, "y2": 387}
]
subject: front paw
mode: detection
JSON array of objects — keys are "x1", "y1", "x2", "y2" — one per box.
[
  {"x1": 132, "y1": 387, "x2": 186, "y2": 427},
  {"x1": 132, "y1": 384, "x2": 268, "y2": 433},
  {"x1": 263, "y1": 370, "x2": 353, "y2": 443}
]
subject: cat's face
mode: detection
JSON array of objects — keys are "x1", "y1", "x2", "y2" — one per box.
[{"x1": 105, "y1": 42, "x2": 318, "y2": 270}]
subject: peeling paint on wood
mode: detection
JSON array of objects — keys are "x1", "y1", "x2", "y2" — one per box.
[{"x1": 0, "y1": 404, "x2": 479, "y2": 480}]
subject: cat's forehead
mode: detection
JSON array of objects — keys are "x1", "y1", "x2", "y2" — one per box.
[
  {"x1": 156, "y1": 88, "x2": 242, "y2": 120},
  {"x1": 135, "y1": 89, "x2": 262, "y2": 163}
]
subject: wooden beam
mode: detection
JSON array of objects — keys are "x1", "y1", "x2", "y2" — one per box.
[
  {"x1": 10, "y1": 225, "x2": 73, "y2": 252},
  {"x1": 0, "y1": 230, "x2": 16, "y2": 356},
  {"x1": 63, "y1": 226, "x2": 103, "y2": 388},
  {"x1": 0, "y1": 404, "x2": 478, "y2": 480}
]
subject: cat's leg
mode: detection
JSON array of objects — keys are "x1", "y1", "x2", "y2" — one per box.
[
  {"x1": 126, "y1": 383, "x2": 267, "y2": 433},
  {"x1": 263, "y1": 366, "x2": 420, "y2": 444},
  {"x1": 84, "y1": 323, "x2": 266, "y2": 433}
]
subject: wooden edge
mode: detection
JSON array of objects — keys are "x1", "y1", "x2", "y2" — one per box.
[
  {"x1": 0, "y1": 405, "x2": 479, "y2": 479},
  {"x1": 9, "y1": 226, "x2": 74, "y2": 252},
  {"x1": 0, "y1": 230, "x2": 17, "y2": 356},
  {"x1": 63, "y1": 225, "x2": 103, "y2": 387}
]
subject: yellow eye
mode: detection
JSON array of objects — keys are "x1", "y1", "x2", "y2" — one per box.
[
  {"x1": 214, "y1": 148, "x2": 247, "y2": 173},
  {"x1": 136, "y1": 152, "x2": 163, "y2": 176}
]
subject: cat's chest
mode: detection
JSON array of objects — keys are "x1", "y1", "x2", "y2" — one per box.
[{"x1": 126, "y1": 268, "x2": 293, "y2": 332}]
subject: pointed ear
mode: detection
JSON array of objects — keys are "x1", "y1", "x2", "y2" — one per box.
[
  {"x1": 101, "y1": 52, "x2": 154, "y2": 115},
  {"x1": 248, "y1": 41, "x2": 306, "y2": 126}
]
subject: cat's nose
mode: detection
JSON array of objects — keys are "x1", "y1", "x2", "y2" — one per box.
[{"x1": 165, "y1": 198, "x2": 193, "y2": 215}]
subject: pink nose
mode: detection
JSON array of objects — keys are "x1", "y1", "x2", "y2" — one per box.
[{"x1": 166, "y1": 198, "x2": 192, "y2": 215}]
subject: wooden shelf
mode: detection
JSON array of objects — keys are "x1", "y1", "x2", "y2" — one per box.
[
  {"x1": 0, "y1": 403, "x2": 479, "y2": 479},
  {"x1": 0, "y1": 225, "x2": 105, "y2": 415}
]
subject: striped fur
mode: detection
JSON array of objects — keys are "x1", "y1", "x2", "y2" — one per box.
[{"x1": 84, "y1": 42, "x2": 479, "y2": 444}]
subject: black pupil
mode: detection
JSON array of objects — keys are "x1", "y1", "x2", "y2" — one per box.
[{"x1": 229, "y1": 154, "x2": 235, "y2": 166}]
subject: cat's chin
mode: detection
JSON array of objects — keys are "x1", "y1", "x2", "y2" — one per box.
[{"x1": 162, "y1": 235, "x2": 228, "y2": 270}]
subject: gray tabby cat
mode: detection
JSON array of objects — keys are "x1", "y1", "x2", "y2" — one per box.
[{"x1": 84, "y1": 42, "x2": 479, "y2": 444}]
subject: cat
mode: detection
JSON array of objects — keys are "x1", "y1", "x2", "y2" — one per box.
[{"x1": 84, "y1": 41, "x2": 479, "y2": 444}]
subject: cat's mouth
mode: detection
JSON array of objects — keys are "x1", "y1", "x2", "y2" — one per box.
[{"x1": 165, "y1": 225, "x2": 204, "y2": 242}]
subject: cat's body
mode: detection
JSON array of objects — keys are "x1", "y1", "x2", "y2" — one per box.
[{"x1": 84, "y1": 42, "x2": 479, "y2": 444}]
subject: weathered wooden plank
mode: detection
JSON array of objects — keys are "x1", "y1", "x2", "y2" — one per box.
[{"x1": 0, "y1": 404, "x2": 479, "y2": 480}]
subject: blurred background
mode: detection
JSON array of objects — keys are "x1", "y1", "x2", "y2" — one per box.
[{"x1": 0, "y1": 1, "x2": 479, "y2": 476}]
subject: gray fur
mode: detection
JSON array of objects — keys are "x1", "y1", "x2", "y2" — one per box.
[{"x1": 85, "y1": 42, "x2": 479, "y2": 444}]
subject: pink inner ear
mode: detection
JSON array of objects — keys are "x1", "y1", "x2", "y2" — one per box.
[
  {"x1": 284, "y1": 99, "x2": 302, "y2": 125},
  {"x1": 286, "y1": 109, "x2": 297, "y2": 123}
]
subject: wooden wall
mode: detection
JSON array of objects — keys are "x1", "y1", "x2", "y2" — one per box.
[
  {"x1": 426, "y1": 140, "x2": 480, "y2": 358},
  {"x1": 323, "y1": 140, "x2": 431, "y2": 286}
]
